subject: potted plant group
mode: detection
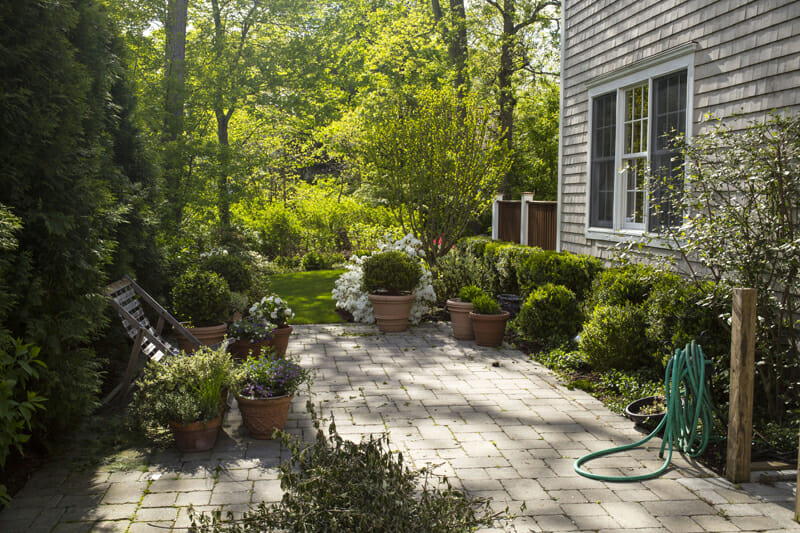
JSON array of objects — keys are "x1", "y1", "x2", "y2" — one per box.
[
  {"x1": 171, "y1": 270, "x2": 232, "y2": 352},
  {"x1": 231, "y1": 294, "x2": 295, "y2": 358},
  {"x1": 361, "y1": 251, "x2": 423, "y2": 332},
  {"x1": 130, "y1": 346, "x2": 234, "y2": 452},
  {"x1": 447, "y1": 285, "x2": 484, "y2": 340},
  {"x1": 234, "y1": 352, "x2": 310, "y2": 439},
  {"x1": 469, "y1": 294, "x2": 510, "y2": 347}
]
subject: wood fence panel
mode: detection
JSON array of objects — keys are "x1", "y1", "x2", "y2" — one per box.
[
  {"x1": 527, "y1": 201, "x2": 557, "y2": 250},
  {"x1": 497, "y1": 201, "x2": 521, "y2": 243}
]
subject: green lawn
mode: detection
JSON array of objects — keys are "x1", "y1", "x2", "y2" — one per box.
[{"x1": 269, "y1": 269, "x2": 346, "y2": 324}]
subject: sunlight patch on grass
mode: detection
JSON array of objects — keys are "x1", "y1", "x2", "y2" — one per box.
[{"x1": 270, "y1": 269, "x2": 346, "y2": 324}]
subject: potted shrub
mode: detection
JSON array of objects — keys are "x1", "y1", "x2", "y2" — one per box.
[
  {"x1": 230, "y1": 294, "x2": 295, "y2": 358},
  {"x1": 235, "y1": 352, "x2": 311, "y2": 439},
  {"x1": 362, "y1": 251, "x2": 423, "y2": 332},
  {"x1": 171, "y1": 270, "x2": 232, "y2": 352},
  {"x1": 130, "y1": 346, "x2": 233, "y2": 452},
  {"x1": 447, "y1": 285, "x2": 485, "y2": 340},
  {"x1": 469, "y1": 294, "x2": 510, "y2": 347}
]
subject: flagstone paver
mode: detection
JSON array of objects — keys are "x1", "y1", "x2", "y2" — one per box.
[{"x1": 1, "y1": 322, "x2": 798, "y2": 532}]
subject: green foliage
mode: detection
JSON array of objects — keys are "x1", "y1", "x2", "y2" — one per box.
[
  {"x1": 130, "y1": 346, "x2": 233, "y2": 434},
  {"x1": 517, "y1": 251, "x2": 603, "y2": 301},
  {"x1": 494, "y1": 245, "x2": 542, "y2": 295},
  {"x1": 171, "y1": 271, "x2": 232, "y2": 327},
  {"x1": 471, "y1": 294, "x2": 501, "y2": 315},
  {"x1": 596, "y1": 370, "x2": 664, "y2": 414},
  {"x1": 458, "y1": 285, "x2": 485, "y2": 303},
  {"x1": 585, "y1": 264, "x2": 657, "y2": 310},
  {"x1": 352, "y1": 87, "x2": 510, "y2": 265},
  {"x1": 533, "y1": 347, "x2": 589, "y2": 373},
  {"x1": 518, "y1": 284, "x2": 581, "y2": 345},
  {"x1": 190, "y1": 405, "x2": 498, "y2": 532},
  {"x1": 580, "y1": 304, "x2": 657, "y2": 372},
  {"x1": 235, "y1": 354, "x2": 311, "y2": 399},
  {"x1": 201, "y1": 253, "x2": 252, "y2": 293},
  {"x1": 361, "y1": 251, "x2": 423, "y2": 295},
  {"x1": 431, "y1": 246, "x2": 489, "y2": 304},
  {"x1": 301, "y1": 252, "x2": 345, "y2": 271}
]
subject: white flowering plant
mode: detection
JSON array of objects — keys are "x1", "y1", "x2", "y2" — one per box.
[
  {"x1": 250, "y1": 294, "x2": 295, "y2": 328},
  {"x1": 332, "y1": 234, "x2": 436, "y2": 325}
]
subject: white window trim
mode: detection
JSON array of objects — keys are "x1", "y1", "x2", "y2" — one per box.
[{"x1": 584, "y1": 46, "x2": 695, "y2": 245}]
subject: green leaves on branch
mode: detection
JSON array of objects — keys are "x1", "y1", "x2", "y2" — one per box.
[{"x1": 355, "y1": 87, "x2": 510, "y2": 265}]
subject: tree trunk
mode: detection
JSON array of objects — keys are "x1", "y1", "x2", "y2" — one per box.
[
  {"x1": 163, "y1": 0, "x2": 189, "y2": 225},
  {"x1": 498, "y1": 0, "x2": 517, "y2": 195},
  {"x1": 215, "y1": 108, "x2": 234, "y2": 243},
  {"x1": 449, "y1": 0, "x2": 469, "y2": 97}
]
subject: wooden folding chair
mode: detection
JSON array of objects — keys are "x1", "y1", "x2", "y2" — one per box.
[{"x1": 103, "y1": 275, "x2": 225, "y2": 404}]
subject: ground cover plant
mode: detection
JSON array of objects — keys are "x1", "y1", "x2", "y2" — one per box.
[{"x1": 269, "y1": 270, "x2": 347, "y2": 324}]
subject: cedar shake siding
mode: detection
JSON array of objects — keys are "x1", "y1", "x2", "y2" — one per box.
[{"x1": 557, "y1": 0, "x2": 800, "y2": 256}]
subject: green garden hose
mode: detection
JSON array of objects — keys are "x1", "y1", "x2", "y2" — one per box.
[{"x1": 574, "y1": 341, "x2": 716, "y2": 482}]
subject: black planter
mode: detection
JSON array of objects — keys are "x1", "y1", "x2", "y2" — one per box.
[
  {"x1": 624, "y1": 396, "x2": 666, "y2": 426},
  {"x1": 497, "y1": 294, "x2": 522, "y2": 319}
]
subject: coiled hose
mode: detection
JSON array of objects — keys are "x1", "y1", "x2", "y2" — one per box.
[{"x1": 574, "y1": 341, "x2": 716, "y2": 482}]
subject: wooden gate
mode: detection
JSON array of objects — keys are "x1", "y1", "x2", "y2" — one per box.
[
  {"x1": 527, "y1": 201, "x2": 557, "y2": 250},
  {"x1": 497, "y1": 201, "x2": 521, "y2": 243}
]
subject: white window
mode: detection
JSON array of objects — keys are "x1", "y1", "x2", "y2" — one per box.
[{"x1": 585, "y1": 47, "x2": 694, "y2": 238}]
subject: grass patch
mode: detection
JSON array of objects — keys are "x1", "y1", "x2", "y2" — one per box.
[{"x1": 270, "y1": 269, "x2": 346, "y2": 324}]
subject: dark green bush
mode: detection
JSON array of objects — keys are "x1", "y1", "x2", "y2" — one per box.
[
  {"x1": 171, "y1": 271, "x2": 231, "y2": 327},
  {"x1": 471, "y1": 294, "x2": 501, "y2": 315},
  {"x1": 432, "y1": 247, "x2": 487, "y2": 304},
  {"x1": 585, "y1": 264, "x2": 657, "y2": 311},
  {"x1": 302, "y1": 251, "x2": 326, "y2": 271},
  {"x1": 201, "y1": 253, "x2": 251, "y2": 293},
  {"x1": 518, "y1": 284, "x2": 581, "y2": 345},
  {"x1": 495, "y1": 245, "x2": 542, "y2": 295},
  {"x1": 361, "y1": 251, "x2": 422, "y2": 295},
  {"x1": 458, "y1": 285, "x2": 484, "y2": 303},
  {"x1": 580, "y1": 304, "x2": 658, "y2": 372},
  {"x1": 190, "y1": 406, "x2": 497, "y2": 532},
  {"x1": 517, "y1": 251, "x2": 602, "y2": 301}
]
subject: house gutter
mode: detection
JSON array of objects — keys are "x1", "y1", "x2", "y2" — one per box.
[{"x1": 555, "y1": 0, "x2": 566, "y2": 252}]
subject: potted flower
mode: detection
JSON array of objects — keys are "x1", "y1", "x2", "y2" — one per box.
[
  {"x1": 361, "y1": 251, "x2": 423, "y2": 332},
  {"x1": 447, "y1": 285, "x2": 484, "y2": 340},
  {"x1": 469, "y1": 294, "x2": 510, "y2": 347},
  {"x1": 234, "y1": 352, "x2": 311, "y2": 439},
  {"x1": 229, "y1": 315, "x2": 275, "y2": 360},
  {"x1": 130, "y1": 346, "x2": 233, "y2": 452},
  {"x1": 249, "y1": 294, "x2": 295, "y2": 357},
  {"x1": 171, "y1": 270, "x2": 232, "y2": 352}
]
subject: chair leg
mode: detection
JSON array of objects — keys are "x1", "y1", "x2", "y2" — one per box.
[{"x1": 102, "y1": 329, "x2": 145, "y2": 405}]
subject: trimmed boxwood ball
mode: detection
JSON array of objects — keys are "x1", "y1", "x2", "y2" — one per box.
[
  {"x1": 580, "y1": 304, "x2": 657, "y2": 372},
  {"x1": 200, "y1": 253, "x2": 251, "y2": 293},
  {"x1": 471, "y1": 293, "x2": 501, "y2": 315},
  {"x1": 172, "y1": 270, "x2": 232, "y2": 327},
  {"x1": 518, "y1": 283, "x2": 581, "y2": 344},
  {"x1": 361, "y1": 251, "x2": 423, "y2": 295},
  {"x1": 458, "y1": 284, "x2": 484, "y2": 302}
]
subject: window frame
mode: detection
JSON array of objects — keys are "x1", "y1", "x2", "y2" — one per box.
[{"x1": 584, "y1": 46, "x2": 695, "y2": 244}]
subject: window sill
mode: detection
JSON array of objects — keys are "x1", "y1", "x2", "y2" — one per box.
[{"x1": 584, "y1": 227, "x2": 676, "y2": 249}]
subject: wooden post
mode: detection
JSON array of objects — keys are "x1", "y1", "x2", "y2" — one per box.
[
  {"x1": 519, "y1": 192, "x2": 534, "y2": 246},
  {"x1": 796, "y1": 430, "x2": 800, "y2": 520},
  {"x1": 491, "y1": 193, "x2": 503, "y2": 240},
  {"x1": 726, "y1": 288, "x2": 757, "y2": 483}
]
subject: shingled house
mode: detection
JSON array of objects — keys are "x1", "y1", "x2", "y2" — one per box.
[{"x1": 555, "y1": 0, "x2": 800, "y2": 255}]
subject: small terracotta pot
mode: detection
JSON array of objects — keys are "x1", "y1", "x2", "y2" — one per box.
[
  {"x1": 236, "y1": 394, "x2": 294, "y2": 439},
  {"x1": 446, "y1": 299, "x2": 474, "y2": 340},
  {"x1": 470, "y1": 311, "x2": 510, "y2": 347},
  {"x1": 230, "y1": 338, "x2": 271, "y2": 360},
  {"x1": 368, "y1": 293, "x2": 415, "y2": 332},
  {"x1": 268, "y1": 325, "x2": 293, "y2": 357},
  {"x1": 169, "y1": 415, "x2": 222, "y2": 452},
  {"x1": 177, "y1": 323, "x2": 227, "y2": 353}
]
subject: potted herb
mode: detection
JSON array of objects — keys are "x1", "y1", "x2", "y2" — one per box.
[
  {"x1": 171, "y1": 270, "x2": 232, "y2": 352},
  {"x1": 235, "y1": 353, "x2": 311, "y2": 439},
  {"x1": 130, "y1": 346, "x2": 234, "y2": 452},
  {"x1": 469, "y1": 294, "x2": 510, "y2": 347},
  {"x1": 361, "y1": 251, "x2": 423, "y2": 332},
  {"x1": 447, "y1": 285, "x2": 484, "y2": 340}
]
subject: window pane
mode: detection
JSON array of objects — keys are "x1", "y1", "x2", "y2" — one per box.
[
  {"x1": 624, "y1": 84, "x2": 648, "y2": 154},
  {"x1": 590, "y1": 93, "x2": 616, "y2": 228}
]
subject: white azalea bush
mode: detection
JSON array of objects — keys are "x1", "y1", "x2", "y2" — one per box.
[{"x1": 333, "y1": 234, "x2": 436, "y2": 324}]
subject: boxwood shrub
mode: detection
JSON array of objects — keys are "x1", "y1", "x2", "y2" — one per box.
[
  {"x1": 201, "y1": 253, "x2": 251, "y2": 293},
  {"x1": 580, "y1": 304, "x2": 658, "y2": 372},
  {"x1": 518, "y1": 283, "x2": 581, "y2": 345},
  {"x1": 171, "y1": 270, "x2": 231, "y2": 327},
  {"x1": 517, "y1": 251, "x2": 602, "y2": 301},
  {"x1": 361, "y1": 251, "x2": 422, "y2": 295}
]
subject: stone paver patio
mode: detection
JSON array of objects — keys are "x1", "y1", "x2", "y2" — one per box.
[{"x1": 1, "y1": 322, "x2": 798, "y2": 532}]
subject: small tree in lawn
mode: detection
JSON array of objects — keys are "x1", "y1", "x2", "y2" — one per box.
[
  {"x1": 655, "y1": 113, "x2": 800, "y2": 422},
  {"x1": 355, "y1": 87, "x2": 510, "y2": 266}
]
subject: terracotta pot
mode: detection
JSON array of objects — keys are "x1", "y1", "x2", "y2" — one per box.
[
  {"x1": 236, "y1": 394, "x2": 293, "y2": 439},
  {"x1": 177, "y1": 323, "x2": 227, "y2": 353},
  {"x1": 368, "y1": 293, "x2": 415, "y2": 332},
  {"x1": 169, "y1": 415, "x2": 222, "y2": 452},
  {"x1": 268, "y1": 325, "x2": 293, "y2": 357},
  {"x1": 446, "y1": 299, "x2": 474, "y2": 340},
  {"x1": 230, "y1": 338, "x2": 271, "y2": 360},
  {"x1": 469, "y1": 311, "x2": 510, "y2": 347}
]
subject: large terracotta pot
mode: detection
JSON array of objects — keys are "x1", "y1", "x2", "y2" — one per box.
[
  {"x1": 230, "y1": 338, "x2": 271, "y2": 360},
  {"x1": 469, "y1": 311, "x2": 510, "y2": 347},
  {"x1": 236, "y1": 394, "x2": 293, "y2": 439},
  {"x1": 177, "y1": 323, "x2": 227, "y2": 353},
  {"x1": 368, "y1": 293, "x2": 415, "y2": 332},
  {"x1": 268, "y1": 325, "x2": 293, "y2": 357},
  {"x1": 446, "y1": 299, "x2": 474, "y2": 340},
  {"x1": 169, "y1": 415, "x2": 222, "y2": 452}
]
